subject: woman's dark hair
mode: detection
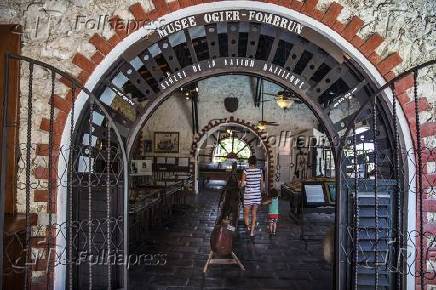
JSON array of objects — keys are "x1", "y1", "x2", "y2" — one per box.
[
  {"x1": 232, "y1": 161, "x2": 238, "y2": 171},
  {"x1": 270, "y1": 188, "x2": 279, "y2": 198},
  {"x1": 248, "y1": 156, "x2": 257, "y2": 166}
]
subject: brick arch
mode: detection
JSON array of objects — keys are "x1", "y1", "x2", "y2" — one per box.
[
  {"x1": 30, "y1": 0, "x2": 435, "y2": 288},
  {"x1": 193, "y1": 124, "x2": 257, "y2": 161},
  {"x1": 35, "y1": 0, "x2": 433, "y2": 204},
  {"x1": 191, "y1": 117, "x2": 275, "y2": 190},
  {"x1": 38, "y1": 0, "x2": 434, "y2": 150}
]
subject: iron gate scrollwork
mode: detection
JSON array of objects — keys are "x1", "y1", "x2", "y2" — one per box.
[
  {"x1": 1, "y1": 53, "x2": 129, "y2": 290},
  {"x1": 339, "y1": 60, "x2": 436, "y2": 290}
]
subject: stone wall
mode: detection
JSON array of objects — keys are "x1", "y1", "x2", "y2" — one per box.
[{"x1": 0, "y1": 0, "x2": 435, "y2": 288}]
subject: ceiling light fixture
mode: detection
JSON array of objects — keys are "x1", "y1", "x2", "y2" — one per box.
[
  {"x1": 275, "y1": 91, "x2": 294, "y2": 109},
  {"x1": 256, "y1": 121, "x2": 267, "y2": 131}
]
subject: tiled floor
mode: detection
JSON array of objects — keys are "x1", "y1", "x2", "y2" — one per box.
[{"x1": 129, "y1": 183, "x2": 334, "y2": 290}]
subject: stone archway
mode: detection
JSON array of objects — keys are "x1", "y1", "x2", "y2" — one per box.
[{"x1": 29, "y1": 1, "x2": 434, "y2": 289}]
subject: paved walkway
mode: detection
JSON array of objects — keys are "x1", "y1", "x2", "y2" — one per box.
[{"x1": 129, "y1": 184, "x2": 334, "y2": 290}]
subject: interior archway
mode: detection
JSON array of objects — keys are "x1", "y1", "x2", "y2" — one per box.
[{"x1": 191, "y1": 119, "x2": 273, "y2": 194}]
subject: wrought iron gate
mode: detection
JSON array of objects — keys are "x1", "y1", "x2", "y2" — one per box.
[
  {"x1": 1, "y1": 53, "x2": 128, "y2": 290},
  {"x1": 338, "y1": 60, "x2": 436, "y2": 290}
]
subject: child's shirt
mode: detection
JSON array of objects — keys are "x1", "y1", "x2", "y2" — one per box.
[{"x1": 268, "y1": 197, "x2": 279, "y2": 215}]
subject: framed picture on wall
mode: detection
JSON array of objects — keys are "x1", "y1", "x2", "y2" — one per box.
[
  {"x1": 154, "y1": 132, "x2": 179, "y2": 153},
  {"x1": 302, "y1": 181, "x2": 327, "y2": 207}
]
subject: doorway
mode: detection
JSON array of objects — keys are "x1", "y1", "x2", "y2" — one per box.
[
  {"x1": 126, "y1": 74, "x2": 337, "y2": 289},
  {"x1": 2, "y1": 2, "x2": 430, "y2": 289}
]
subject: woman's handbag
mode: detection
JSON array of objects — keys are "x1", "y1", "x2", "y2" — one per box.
[{"x1": 210, "y1": 220, "x2": 233, "y2": 256}]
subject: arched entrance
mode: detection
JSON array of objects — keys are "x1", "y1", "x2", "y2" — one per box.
[
  {"x1": 61, "y1": 2, "x2": 415, "y2": 288},
  {"x1": 2, "y1": 1, "x2": 435, "y2": 290},
  {"x1": 57, "y1": 2, "x2": 414, "y2": 288}
]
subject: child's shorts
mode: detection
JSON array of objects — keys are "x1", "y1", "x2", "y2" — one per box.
[{"x1": 268, "y1": 214, "x2": 279, "y2": 223}]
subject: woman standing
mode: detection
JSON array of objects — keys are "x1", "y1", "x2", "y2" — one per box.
[{"x1": 240, "y1": 156, "x2": 264, "y2": 238}]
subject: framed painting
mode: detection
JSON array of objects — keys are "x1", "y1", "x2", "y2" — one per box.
[{"x1": 154, "y1": 132, "x2": 179, "y2": 153}]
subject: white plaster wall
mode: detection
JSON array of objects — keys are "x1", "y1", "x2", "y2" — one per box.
[
  {"x1": 197, "y1": 75, "x2": 317, "y2": 132},
  {"x1": 138, "y1": 75, "x2": 319, "y2": 186},
  {"x1": 138, "y1": 75, "x2": 319, "y2": 191},
  {"x1": 139, "y1": 94, "x2": 193, "y2": 156}
]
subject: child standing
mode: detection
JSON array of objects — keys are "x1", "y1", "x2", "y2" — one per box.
[{"x1": 268, "y1": 189, "x2": 279, "y2": 236}]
